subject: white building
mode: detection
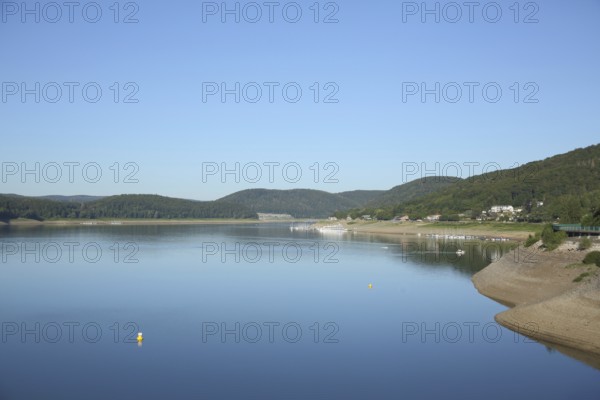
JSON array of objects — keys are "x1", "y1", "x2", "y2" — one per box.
[{"x1": 490, "y1": 205, "x2": 514, "y2": 214}]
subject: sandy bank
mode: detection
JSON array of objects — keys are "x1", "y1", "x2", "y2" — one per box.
[{"x1": 472, "y1": 244, "x2": 600, "y2": 365}]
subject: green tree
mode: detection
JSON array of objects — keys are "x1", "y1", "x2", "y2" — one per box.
[
  {"x1": 582, "y1": 251, "x2": 600, "y2": 267},
  {"x1": 541, "y1": 224, "x2": 567, "y2": 251},
  {"x1": 578, "y1": 237, "x2": 592, "y2": 250}
]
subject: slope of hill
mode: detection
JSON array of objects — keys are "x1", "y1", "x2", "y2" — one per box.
[
  {"x1": 0, "y1": 194, "x2": 77, "y2": 221},
  {"x1": 337, "y1": 144, "x2": 600, "y2": 222},
  {"x1": 218, "y1": 179, "x2": 458, "y2": 218},
  {"x1": 3, "y1": 144, "x2": 598, "y2": 223},
  {"x1": 366, "y1": 177, "x2": 460, "y2": 207},
  {"x1": 0, "y1": 194, "x2": 257, "y2": 221},
  {"x1": 38, "y1": 195, "x2": 104, "y2": 203},
  {"x1": 217, "y1": 189, "x2": 360, "y2": 218},
  {"x1": 80, "y1": 195, "x2": 256, "y2": 219},
  {"x1": 336, "y1": 190, "x2": 385, "y2": 206},
  {"x1": 400, "y1": 144, "x2": 600, "y2": 218}
]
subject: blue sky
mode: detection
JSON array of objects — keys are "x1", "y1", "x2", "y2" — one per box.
[{"x1": 1, "y1": 0, "x2": 599, "y2": 200}]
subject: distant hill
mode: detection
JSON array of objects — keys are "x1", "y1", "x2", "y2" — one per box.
[
  {"x1": 336, "y1": 190, "x2": 386, "y2": 206},
  {"x1": 217, "y1": 189, "x2": 361, "y2": 218},
  {"x1": 0, "y1": 194, "x2": 257, "y2": 221},
  {"x1": 335, "y1": 144, "x2": 600, "y2": 223},
  {"x1": 80, "y1": 195, "x2": 256, "y2": 219},
  {"x1": 398, "y1": 144, "x2": 600, "y2": 218},
  {"x1": 218, "y1": 182, "x2": 455, "y2": 219},
  {"x1": 3, "y1": 144, "x2": 599, "y2": 224},
  {"x1": 0, "y1": 194, "x2": 77, "y2": 221},
  {"x1": 38, "y1": 195, "x2": 105, "y2": 203},
  {"x1": 366, "y1": 177, "x2": 459, "y2": 208}
]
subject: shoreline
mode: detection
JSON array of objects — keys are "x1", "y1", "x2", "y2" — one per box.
[
  {"x1": 2, "y1": 219, "x2": 539, "y2": 239},
  {"x1": 0, "y1": 218, "x2": 271, "y2": 227},
  {"x1": 472, "y1": 243, "x2": 600, "y2": 368},
  {"x1": 329, "y1": 220, "x2": 537, "y2": 241}
]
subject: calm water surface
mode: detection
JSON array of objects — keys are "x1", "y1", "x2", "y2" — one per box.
[{"x1": 0, "y1": 223, "x2": 598, "y2": 399}]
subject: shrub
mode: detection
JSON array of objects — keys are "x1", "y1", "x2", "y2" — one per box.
[
  {"x1": 541, "y1": 224, "x2": 566, "y2": 251},
  {"x1": 524, "y1": 234, "x2": 540, "y2": 248},
  {"x1": 582, "y1": 251, "x2": 600, "y2": 267},
  {"x1": 573, "y1": 272, "x2": 591, "y2": 283},
  {"x1": 578, "y1": 237, "x2": 592, "y2": 251},
  {"x1": 439, "y1": 214, "x2": 460, "y2": 222}
]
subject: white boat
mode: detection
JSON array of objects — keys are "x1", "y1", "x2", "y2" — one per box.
[
  {"x1": 317, "y1": 224, "x2": 347, "y2": 233},
  {"x1": 290, "y1": 223, "x2": 315, "y2": 231},
  {"x1": 456, "y1": 249, "x2": 465, "y2": 256}
]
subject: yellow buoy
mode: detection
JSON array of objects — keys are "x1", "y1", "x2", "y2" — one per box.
[
  {"x1": 368, "y1": 283, "x2": 373, "y2": 289},
  {"x1": 137, "y1": 332, "x2": 143, "y2": 342}
]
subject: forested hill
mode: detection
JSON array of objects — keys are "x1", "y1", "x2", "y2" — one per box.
[
  {"x1": 336, "y1": 190, "x2": 385, "y2": 205},
  {"x1": 365, "y1": 177, "x2": 459, "y2": 207},
  {"x1": 3, "y1": 145, "x2": 599, "y2": 223},
  {"x1": 217, "y1": 189, "x2": 361, "y2": 218},
  {"x1": 217, "y1": 181, "x2": 455, "y2": 218},
  {"x1": 399, "y1": 144, "x2": 600, "y2": 217},
  {"x1": 0, "y1": 194, "x2": 257, "y2": 221},
  {"x1": 38, "y1": 195, "x2": 104, "y2": 203},
  {"x1": 81, "y1": 195, "x2": 257, "y2": 219},
  {"x1": 336, "y1": 144, "x2": 600, "y2": 223}
]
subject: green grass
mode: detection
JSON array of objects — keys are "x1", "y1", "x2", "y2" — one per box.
[
  {"x1": 565, "y1": 262, "x2": 586, "y2": 269},
  {"x1": 524, "y1": 233, "x2": 541, "y2": 247},
  {"x1": 573, "y1": 272, "x2": 591, "y2": 282},
  {"x1": 582, "y1": 251, "x2": 600, "y2": 267},
  {"x1": 578, "y1": 237, "x2": 593, "y2": 250},
  {"x1": 425, "y1": 221, "x2": 541, "y2": 233},
  {"x1": 359, "y1": 220, "x2": 381, "y2": 226}
]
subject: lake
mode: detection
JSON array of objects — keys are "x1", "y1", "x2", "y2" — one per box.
[{"x1": 1, "y1": 223, "x2": 598, "y2": 399}]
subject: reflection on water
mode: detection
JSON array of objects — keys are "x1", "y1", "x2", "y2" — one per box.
[{"x1": 0, "y1": 223, "x2": 598, "y2": 399}]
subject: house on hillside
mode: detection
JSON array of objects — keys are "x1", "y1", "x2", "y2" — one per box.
[
  {"x1": 426, "y1": 214, "x2": 441, "y2": 222},
  {"x1": 490, "y1": 205, "x2": 514, "y2": 214}
]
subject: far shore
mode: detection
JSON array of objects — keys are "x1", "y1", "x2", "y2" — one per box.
[
  {"x1": 0, "y1": 218, "x2": 271, "y2": 227},
  {"x1": 2, "y1": 218, "x2": 540, "y2": 240},
  {"x1": 323, "y1": 220, "x2": 539, "y2": 241}
]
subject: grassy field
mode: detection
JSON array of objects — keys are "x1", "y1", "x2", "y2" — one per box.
[
  {"x1": 332, "y1": 220, "x2": 542, "y2": 240},
  {"x1": 430, "y1": 222, "x2": 544, "y2": 233}
]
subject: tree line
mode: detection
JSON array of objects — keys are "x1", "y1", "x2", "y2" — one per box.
[{"x1": 0, "y1": 194, "x2": 257, "y2": 221}]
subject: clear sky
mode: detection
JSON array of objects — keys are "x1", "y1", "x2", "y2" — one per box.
[{"x1": 2, "y1": 0, "x2": 599, "y2": 200}]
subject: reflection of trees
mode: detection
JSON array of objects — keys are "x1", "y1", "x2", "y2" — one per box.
[{"x1": 355, "y1": 234, "x2": 516, "y2": 275}]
